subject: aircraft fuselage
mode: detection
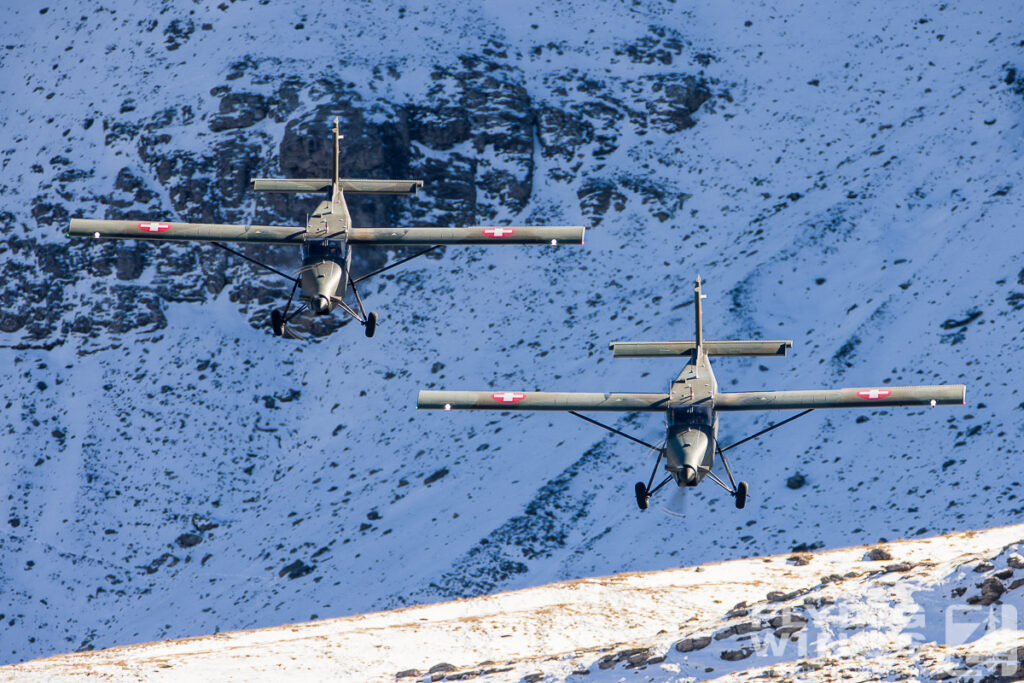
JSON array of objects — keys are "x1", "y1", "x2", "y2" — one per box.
[
  {"x1": 664, "y1": 350, "x2": 719, "y2": 486},
  {"x1": 300, "y1": 195, "x2": 352, "y2": 315}
]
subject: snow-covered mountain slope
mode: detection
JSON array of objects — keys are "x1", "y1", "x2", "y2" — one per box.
[
  {"x1": 2, "y1": 0, "x2": 1023, "y2": 666},
  {"x1": 4, "y1": 524, "x2": 1024, "y2": 682}
]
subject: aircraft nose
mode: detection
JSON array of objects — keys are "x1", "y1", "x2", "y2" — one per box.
[
  {"x1": 666, "y1": 429, "x2": 710, "y2": 487},
  {"x1": 311, "y1": 295, "x2": 331, "y2": 315}
]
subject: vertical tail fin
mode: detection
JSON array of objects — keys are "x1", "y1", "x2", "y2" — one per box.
[
  {"x1": 332, "y1": 117, "x2": 341, "y2": 191},
  {"x1": 694, "y1": 276, "x2": 704, "y2": 351}
]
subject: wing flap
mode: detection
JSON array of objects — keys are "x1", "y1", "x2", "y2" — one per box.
[
  {"x1": 417, "y1": 390, "x2": 670, "y2": 411},
  {"x1": 68, "y1": 218, "x2": 306, "y2": 244},
  {"x1": 714, "y1": 384, "x2": 966, "y2": 411},
  {"x1": 348, "y1": 226, "x2": 585, "y2": 245}
]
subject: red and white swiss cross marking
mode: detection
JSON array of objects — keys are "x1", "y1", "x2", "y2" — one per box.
[
  {"x1": 482, "y1": 228, "x2": 516, "y2": 238},
  {"x1": 856, "y1": 389, "x2": 891, "y2": 400},
  {"x1": 138, "y1": 222, "x2": 171, "y2": 233},
  {"x1": 491, "y1": 391, "x2": 526, "y2": 403}
]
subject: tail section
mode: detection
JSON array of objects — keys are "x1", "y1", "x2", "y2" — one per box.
[
  {"x1": 609, "y1": 275, "x2": 793, "y2": 358},
  {"x1": 250, "y1": 117, "x2": 423, "y2": 196},
  {"x1": 332, "y1": 116, "x2": 341, "y2": 193},
  {"x1": 694, "y1": 276, "x2": 704, "y2": 351}
]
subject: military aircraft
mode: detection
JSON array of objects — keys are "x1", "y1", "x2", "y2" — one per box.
[
  {"x1": 67, "y1": 118, "x2": 585, "y2": 338},
  {"x1": 418, "y1": 277, "x2": 966, "y2": 511}
]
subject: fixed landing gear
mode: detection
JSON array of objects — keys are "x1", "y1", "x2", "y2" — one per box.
[
  {"x1": 734, "y1": 481, "x2": 748, "y2": 509},
  {"x1": 364, "y1": 311, "x2": 378, "y2": 338},
  {"x1": 271, "y1": 309, "x2": 284, "y2": 337},
  {"x1": 635, "y1": 482, "x2": 650, "y2": 510}
]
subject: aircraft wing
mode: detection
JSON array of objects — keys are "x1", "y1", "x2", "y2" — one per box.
[
  {"x1": 67, "y1": 218, "x2": 306, "y2": 244},
  {"x1": 348, "y1": 226, "x2": 585, "y2": 245},
  {"x1": 714, "y1": 384, "x2": 966, "y2": 411},
  {"x1": 417, "y1": 390, "x2": 670, "y2": 411}
]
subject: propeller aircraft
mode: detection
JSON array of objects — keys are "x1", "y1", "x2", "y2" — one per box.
[
  {"x1": 66, "y1": 118, "x2": 585, "y2": 338},
  {"x1": 418, "y1": 277, "x2": 966, "y2": 511}
]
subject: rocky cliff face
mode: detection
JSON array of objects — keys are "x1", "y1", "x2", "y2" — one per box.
[
  {"x1": 2, "y1": 0, "x2": 1023, "y2": 668},
  {"x1": 5, "y1": 29, "x2": 718, "y2": 348}
]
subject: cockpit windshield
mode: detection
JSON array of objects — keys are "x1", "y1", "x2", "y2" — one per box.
[
  {"x1": 668, "y1": 404, "x2": 714, "y2": 426},
  {"x1": 302, "y1": 239, "x2": 344, "y2": 260}
]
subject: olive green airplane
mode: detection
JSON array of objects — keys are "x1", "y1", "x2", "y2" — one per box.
[
  {"x1": 67, "y1": 118, "x2": 585, "y2": 338},
  {"x1": 418, "y1": 277, "x2": 966, "y2": 511}
]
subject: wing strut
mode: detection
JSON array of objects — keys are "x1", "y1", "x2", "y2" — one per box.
[
  {"x1": 351, "y1": 245, "x2": 442, "y2": 284},
  {"x1": 717, "y1": 409, "x2": 814, "y2": 454},
  {"x1": 210, "y1": 241, "x2": 298, "y2": 284},
  {"x1": 568, "y1": 411, "x2": 662, "y2": 451}
]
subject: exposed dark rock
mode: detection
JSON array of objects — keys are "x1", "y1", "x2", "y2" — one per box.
[
  {"x1": 427, "y1": 662, "x2": 457, "y2": 674},
  {"x1": 209, "y1": 92, "x2": 271, "y2": 132},
  {"x1": 786, "y1": 473, "x2": 807, "y2": 490},
  {"x1": 966, "y1": 576, "x2": 1005, "y2": 605},
  {"x1": 645, "y1": 75, "x2": 712, "y2": 133},
  {"x1": 405, "y1": 105, "x2": 472, "y2": 151},
  {"x1": 720, "y1": 647, "x2": 754, "y2": 662},
  {"x1": 675, "y1": 636, "x2": 712, "y2": 652},
  {"x1": 140, "y1": 552, "x2": 180, "y2": 574},
  {"x1": 424, "y1": 468, "x2": 449, "y2": 485},
  {"x1": 395, "y1": 669, "x2": 420, "y2": 678},
  {"x1": 279, "y1": 559, "x2": 314, "y2": 580},
  {"x1": 865, "y1": 547, "x2": 892, "y2": 561},
  {"x1": 175, "y1": 533, "x2": 202, "y2": 548},
  {"x1": 536, "y1": 106, "x2": 594, "y2": 161},
  {"x1": 164, "y1": 18, "x2": 195, "y2": 51}
]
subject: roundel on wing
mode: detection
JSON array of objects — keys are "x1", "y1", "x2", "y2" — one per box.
[
  {"x1": 491, "y1": 391, "x2": 526, "y2": 403},
  {"x1": 482, "y1": 228, "x2": 516, "y2": 238},
  {"x1": 138, "y1": 222, "x2": 171, "y2": 233},
  {"x1": 856, "y1": 389, "x2": 891, "y2": 400}
]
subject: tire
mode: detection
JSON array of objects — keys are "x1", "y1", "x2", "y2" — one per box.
[
  {"x1": 735, "y1": 481, "x2": 748, "y2": 510},
  {"x1": 270, "y1": 309, "x2": 284, "y2": 337},
  {"x1": 364, "y1": 311, "x2": 378, "y2": 338},
  {"x1": 634, "y1": 482, "x2": 649, "y2": 511}
]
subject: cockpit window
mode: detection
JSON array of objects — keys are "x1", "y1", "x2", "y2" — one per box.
[
  {"x1": 668, "y1": 404, "x2": 714, "y2": 426},
  {"x1": 302, "y1": 240, "x2": 344, "y2": 259}
]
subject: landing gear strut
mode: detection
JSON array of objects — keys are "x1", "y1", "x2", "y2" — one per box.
[{"x1": 567, "y1": 411, "x2": 671, "y2": 512}]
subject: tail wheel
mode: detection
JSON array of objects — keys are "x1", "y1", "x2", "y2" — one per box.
[
  {"x1": 270, "y1": 309, "x2": 284, "y2": 337},
  {"x1": 364, "y1": 311, "x2": 378, "y2": 338},
  {"x1": 735, "y1": 481, "x2": 748, "y2": 509},
  {"x1": 634, "y1": 482, "x2": 650, "y2": 511}
]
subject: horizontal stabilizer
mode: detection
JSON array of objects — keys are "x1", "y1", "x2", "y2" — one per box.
[
  {"x1": 251, "y1": 179, "x2": 333, "y2": 193},
  {"x1": 338, "y1": 179, "x2": 423, "y2": 195},
  {"x1": 417, "y1": 390, "x2": 670, "y2": 412},
  {"x1": 714, "y1": 384, "x2": 966, "y2": 411},
  {"x1": 67, "y1": 218, "x2": 306, "y2": 244},
  {"x1": 349, "y1": 226, "x2": 585, "y2": 245},
  {"x1": 610, "y1": 340, "x2": 793, "y2": 357},
  {"x1": 251, "y1": 178, "x2": 424, "y2": 194}
]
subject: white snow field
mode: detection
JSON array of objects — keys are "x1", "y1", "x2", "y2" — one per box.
[{"x1": 3, "y1": 524, "x2": 1024, "y2": 681}]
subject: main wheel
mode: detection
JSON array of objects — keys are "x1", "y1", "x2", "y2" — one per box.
[
  {"x1": 270, "y1": 309, "x2": 284, "y2": 337},
  {"x1": 735, "y1": 481, "x2": 748, "y2": 510},
  {"x1": 634, "y1": 482, "x2": 649, "y2": 511},
  {"x1": 364, "y1": 311, "x2": 378, "y2": 338}
]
